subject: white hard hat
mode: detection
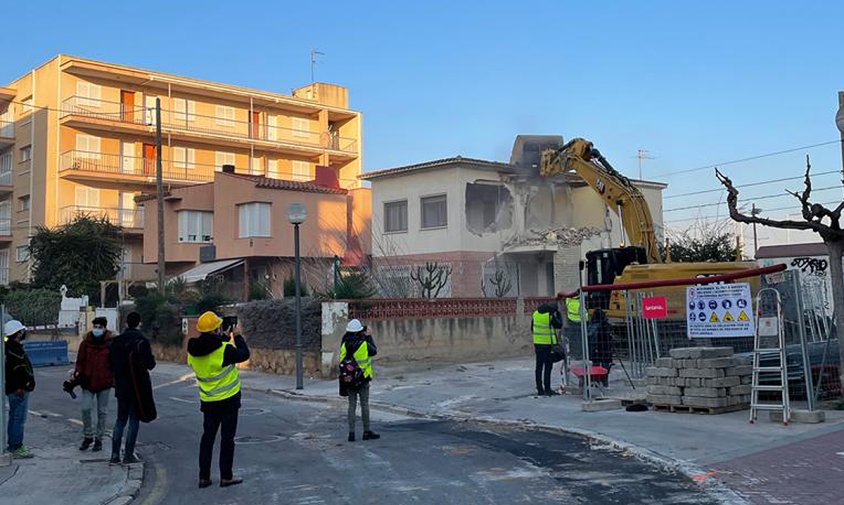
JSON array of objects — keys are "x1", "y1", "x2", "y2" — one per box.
[
  {"x1": 4, "y1": 320, "x2": 25, "y2": 337},
  {"x1": 346, "y1": 319, "x2": 364, "y2": 333}
]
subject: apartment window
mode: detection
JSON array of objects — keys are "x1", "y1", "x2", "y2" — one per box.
[
  {"x1": 76, "y1": 134, "x2": 101, "y2": 159},
  {"x1": 238, "y1": 202, "x2": 271, "y2": 238},
  {"x1": 421, "y1": 194, "x2": 447, "y2": 229},
  {"x1": 0, "y1": 249, "x2": 9, "y2": 286},
  {"x1": 18, "y1": 195, "x2": 29, "y2": 212},
  {"x1": 178, "y1": 210, "x2": 213, "y2": 243},
  {"x1": 0, "y1": 151, "x2": 11, "y2": 185},
  {"x1": 291, "y1": 117, "x2": 310, "y2": 138},
  {"x1": 0, "y1": 201, "x2": 10, "y2": 234},
  {"x1": 215, "y1": 151, "x2": 235, "y2": 171},
  {"x1": 76, "y1": 81, "x2": 102, "y2": 107},
  {"x1": 250, "y1": 157, "x2": 263, "y2": 176},
  {"x1": 384, "y1": 200, "x2": 408, "y2": 233},
  {"x1": 19, "y1": 145, "x2": 31, "y2": 163},
  {"x1": 75, "y1": 186, "x2": 100, "y2": 209},
  {"x1": 173, "y1": 98, "x2": 196, "y2": 123},
  {"x1": 216, "y1": 105, "x2": 236, "y2": 127},
  {"x1": 173, "y1": 147, "x2": 196, "y2": 170},
  {"x1": 267, "y1": 159, "x2": 281, "y2": 179},
  {"x1": 15, "y1": 245, "x2": 29, "y2": 263},
  {"x1": 291, "y1": 160, "x2": 310, "y2": 181}
]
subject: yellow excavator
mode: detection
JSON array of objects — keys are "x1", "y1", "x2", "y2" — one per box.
[{"x1": 539, "y1": 137, "x2": 759, "y2": 319}]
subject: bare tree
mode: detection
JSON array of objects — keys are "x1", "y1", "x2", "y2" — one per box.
[
  {"x1": 410, "y1": 261, "x2": 452, "y2": 298},
  {"x1": 716, "y1": 157, "x2": 844, "y2": 386}
]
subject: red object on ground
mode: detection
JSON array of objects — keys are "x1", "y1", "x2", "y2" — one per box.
[
  {"x1": 642, "y1": 296, "x2": 668, "y2": 319},
  {"x1": 571, "y1": 365, "x2": 609, "y2": 382}
]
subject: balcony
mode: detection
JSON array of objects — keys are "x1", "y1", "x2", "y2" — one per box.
[
  {"x1": 0, "y1": 171, "x2": 11, "y2": 195},
  {"x1": 0, "y1": 218, "x2": 11, "y2": 242},
  {"x1": 0, "y1": 267, "x2": 8, "y2": 286},
  {"x1": 60, "y1": 205, "x2": 144, "y2": 232},
  {"x1": 0, "y1": 119, "x2": 13, "y2": 148},
  {"x1": 60, "y1": 96, "x2": 358, "y2": 156},
  {"x1": 59, "y1": 150, "x2": 214, "y2": 188}
]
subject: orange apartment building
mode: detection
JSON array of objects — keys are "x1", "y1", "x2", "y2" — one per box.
[{"x1": 0, "y1": 55, "x2": 363, "y2": 290}]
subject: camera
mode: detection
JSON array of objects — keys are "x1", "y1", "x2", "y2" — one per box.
[{"x1": 222, "y1": 315, "x2": 238, "y2": 332}]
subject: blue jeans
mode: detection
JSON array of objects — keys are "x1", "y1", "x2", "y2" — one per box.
[
  {"x1": 81, "y1": 389, "x2": 110, "y2": 439},
  {"x1": 7, "y1": 392, "x2": 29, "y2": 451},
  {"x1": 111, "y1": 399, "x2": 139, "y2": 459}
]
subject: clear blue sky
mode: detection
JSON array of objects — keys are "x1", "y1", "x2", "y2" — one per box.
[{"x1": 4, "y1": 0, "x2": 844, "y2": 227}]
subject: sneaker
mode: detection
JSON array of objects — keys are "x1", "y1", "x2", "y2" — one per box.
[
  {"x1": 362, "y1": 430, "x2": 380, "y2": 440},
  {"x1": 123, "y1": 454, "x2": 141, "y2": 465},
  {"x1": 220, "y1": 477, "x2": 243, "y2": 488},
  {"x1": 79, "y1": 438, "x2": 94, "y2": 451},
  {"x1": 109, "y1": 454, "x2": 121, "y2": 465},
  {"x1": 544, "y1": 390, "x2": 560, "y2": 396},
  {"x1": 12, "y1": 447, "x2": 33, "y2": 459},
  {"x1": 348, "y1": 432, "x2": 355, "y2": 442},
  {"x1": 198, "y1": 479, "x2": 213, "y2": 489},
  {"x1": 92, "y1": 439, "x2": 102, "y2": 452}
]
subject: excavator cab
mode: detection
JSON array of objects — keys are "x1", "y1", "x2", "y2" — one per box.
[{"x1": 585, "y1": 246, "x2": 648, "y2": 309}]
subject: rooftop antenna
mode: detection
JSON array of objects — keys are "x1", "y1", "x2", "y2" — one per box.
[
  {"x1": 636, "y1": 148, "x2": 655, "y2": 180},
  {"x1": 310, "y1": 49, "x2": 325, "y2": 83}
]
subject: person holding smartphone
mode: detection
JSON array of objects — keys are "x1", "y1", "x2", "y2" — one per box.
[
  {"x1": 188, "y1": 311, "x2": 250, "y2": 489},
  {"x1": 340, "y1": 319, "x2": 379, "y2": 442}
]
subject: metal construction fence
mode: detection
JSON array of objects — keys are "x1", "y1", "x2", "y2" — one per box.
[{"x1": 569, "y1": 267, "x2": 841, "y2": 407}]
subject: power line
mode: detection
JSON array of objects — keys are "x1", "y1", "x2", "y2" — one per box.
[
  {"x1": 664, "y1": 169, "x2": 841, "y2": 199},
  {"x1": 664, "y1": 185, "x2": 841, "y2": 213},
  {"x1": 654, "y1": 139, "x2": 842, "y2": 178},
  {"x1": 664, "y1": 199, "x2": 842, "y2": 224}
]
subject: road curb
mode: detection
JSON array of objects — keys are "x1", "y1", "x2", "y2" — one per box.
[
  {"x1": 102, "y1": 462, "x2": 145, "y2": 505},
  {"x1": 255, "y1": 384, "x2": 748, "y2": 505}
]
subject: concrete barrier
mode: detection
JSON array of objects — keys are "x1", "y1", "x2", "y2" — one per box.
[{"x1": 23, "y1": 340, "x2": 69, "y2": 367}]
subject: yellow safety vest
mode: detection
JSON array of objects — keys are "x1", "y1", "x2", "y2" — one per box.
[
  {"x1": 532, "y1": 311, "x2": 557, "y2": 345},
  {"x1": 340, "y1": 340, "x2": 373, "y2": 379},
  {"x1": 187, "y1": 342, "x2": 241, "y2": 402},
  {"x1": 566, "y1": 298, "x2": 582, "y2": 322}
]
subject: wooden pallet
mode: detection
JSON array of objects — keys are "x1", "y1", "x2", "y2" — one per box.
[{"x1": 651, "y1": 403, "x2": 748, "y2": 415}]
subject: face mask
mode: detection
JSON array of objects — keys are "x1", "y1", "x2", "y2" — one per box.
[{"x1": 92, "y1": 329, "x2": 105, "y2": 338}]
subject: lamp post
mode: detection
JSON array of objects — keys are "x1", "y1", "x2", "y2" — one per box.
[
  {"x1": 835, "y1": 97, "x2": 844, "y2": 196},
  {"x1": 287, "y1": 203, "x2": 307, "y2": 390}
]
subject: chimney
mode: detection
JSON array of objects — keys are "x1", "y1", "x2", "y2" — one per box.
[
  {"x1": 313, "y1": 165, "x2": 340, "y2": 189},
  {"x1": 221, "y1": 164, "x2": 235, "y2": 174}
]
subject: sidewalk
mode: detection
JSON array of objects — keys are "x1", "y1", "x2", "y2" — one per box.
[
  {"x1": 0, "y1": 394, "x2": 142, "y2": 505},
  {"x1": 217, "y1": 356, "x2": 844, "y2": 505}
]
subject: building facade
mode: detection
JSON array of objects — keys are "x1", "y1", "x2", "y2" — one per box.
[
  {"x1": 362, "y1": 153, "x2": 666, "y2": 298},
  {"x1": 0, "y1": 55, "x2": 362, "y2": 288}
]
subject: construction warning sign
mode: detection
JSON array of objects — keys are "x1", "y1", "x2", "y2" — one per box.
[{"x1": 686, "y1": 283, "x2": 755, "y2": 338}]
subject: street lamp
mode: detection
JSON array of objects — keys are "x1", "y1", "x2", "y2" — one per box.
[
  {"x1": 835, "y1": 99, "x2": 844, "y2": 197},
  {"x1": 287, "y1": 203, "x2": 307, "y2": 390}
]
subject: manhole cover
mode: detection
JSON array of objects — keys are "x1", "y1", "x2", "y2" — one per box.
[
  {"x1": 240, "y1": 408, "x2": 269, "y2": 416},
  {"x1": 234, "y1": 435, "x2": 284, "y2": 445}
]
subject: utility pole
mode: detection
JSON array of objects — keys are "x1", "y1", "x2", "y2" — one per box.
[
  {"x1": 751, "y1": 204, "x2": 761, "y2": 259},
  {"x1": 310, "y1": 49, "x2": 325, "y2": 83},
  {"x1": 636, "y1": 149, "x2": 654, "y2": 180},
  {"x1": 155, "y1": 99, "x2": 165, "y2": 291}
]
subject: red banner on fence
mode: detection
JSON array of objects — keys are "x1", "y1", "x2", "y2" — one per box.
[{"x1": 642, "y1": 296, "x2": 668, "y2": 319}]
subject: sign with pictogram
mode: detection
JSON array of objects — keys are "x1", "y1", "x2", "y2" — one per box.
[
  {"x1": 686, "y1": 283, "x2": 754, "y2": 338},
  {"x1": 642, "y1": 296, "x2": 668, "y2": 319}
]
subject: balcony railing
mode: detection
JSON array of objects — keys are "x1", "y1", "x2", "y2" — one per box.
[
  {"x1": 60, "y1": 150, "x2": 215, "y2": 184},
  {"x1": 0, "y1": 171, "x2": 11, "y2": 186},
  {"x1": 0, "y1": 268, "x2": 8, "y2": 286},
  {"x1": 61, "y1": 205, "x2": 145, "y2": 228},
  {"x1": 0, "y1": 218, "x2": 11, "y2": 236},
  {"x1": 0, "y1": 120, "x2": 13, "y2": 139},
  {"x1": 60, "y1": 96, "x2": 358, "y2": 154}
]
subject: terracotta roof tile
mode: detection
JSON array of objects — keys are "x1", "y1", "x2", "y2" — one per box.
[
  {"x1": 223, "y1": 173, "x2": 347, "y2": 194},
  {"x1": 359, "y1": 156, "x2": 514, "y2": 180}
]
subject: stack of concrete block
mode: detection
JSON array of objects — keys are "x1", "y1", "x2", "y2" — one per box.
[{"x1": 646, "y1": 347, "x2": 753, "y2": 413}]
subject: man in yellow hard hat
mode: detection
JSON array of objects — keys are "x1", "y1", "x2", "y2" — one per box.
[{"x1": 187, "y1": 311, "x2": 249, "y2": 489}]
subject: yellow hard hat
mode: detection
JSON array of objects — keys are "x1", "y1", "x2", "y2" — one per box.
[{"x1": 196, "y1": 311, "x2": 223, "y2": 333}]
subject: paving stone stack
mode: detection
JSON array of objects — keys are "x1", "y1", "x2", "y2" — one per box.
[{"x1": 645, "y1": 347, "x2": 753, "y2": 413}]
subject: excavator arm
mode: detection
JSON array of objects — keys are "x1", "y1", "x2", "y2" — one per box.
[{"x1": 540, "y1": 138, "x2": 662, "y2": 264}]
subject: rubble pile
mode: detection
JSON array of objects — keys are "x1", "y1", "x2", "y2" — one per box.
[
  {"x1": 646, "y1": 347, "x2": 753, "y2": 414},
  {"x1": 503, "y1": 226, "x2": 601, "y2": 249}
]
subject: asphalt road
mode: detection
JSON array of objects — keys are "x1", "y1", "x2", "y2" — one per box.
[{"x1": 30, "y1": 365, "x2": 718, "y2": 505}]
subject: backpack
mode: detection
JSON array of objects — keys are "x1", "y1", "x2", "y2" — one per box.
[{"x1": 338, "y1": 342, "x2": 365, "y2": 391}]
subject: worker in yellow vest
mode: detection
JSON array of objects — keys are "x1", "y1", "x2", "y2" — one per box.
[
  {"x1": 531, "y1": 303, "x2": 563, "y2": 396},
  {"x1": 187, "y1": 311, "x2": 250, "y2": 489},
  {"x1": 340, "y1": 319, "x2": 380, "y2": 442},
  {"x1": 559, "y1": 290, "x2": 586, "y2": 359}
]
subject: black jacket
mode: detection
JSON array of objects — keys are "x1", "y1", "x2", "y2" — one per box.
[
  {"x1": 531, "y1": 303, "x2": 564, "y2": 339},
  {"x1": 109, "y1": 328, "x2": 156, "y2": 402},
  {"x1": 5, "y1": 340, "x2": 35, "y2": 394},
  {"x1": 187, "y1": 332, "x2": 250, "y2": 412}
]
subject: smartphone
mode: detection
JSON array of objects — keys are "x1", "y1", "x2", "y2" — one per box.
[{"x1": 222, "y1": 316, "x2": 238, "y2": 332}]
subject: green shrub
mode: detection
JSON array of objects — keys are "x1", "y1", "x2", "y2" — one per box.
[
  {"x1": 283, "y1": 277, "x2": 309, "y2": 297},
  {"x1": 4, "y1": 288, "x2": 62, "y2": 327}
]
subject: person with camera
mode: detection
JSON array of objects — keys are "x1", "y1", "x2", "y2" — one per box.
[
  {"x1": 5, "y1": 320, "x2": 34, "y2": 459},
  {"x1": 74, "y1": 316, "x2": 114, "y2": 452},
  {"x1": 188, "y1": 311, "x2": 249, "y2": 489},
  {"x1": 339, "y1": 319, "x2": 379, "y2": 442}
]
